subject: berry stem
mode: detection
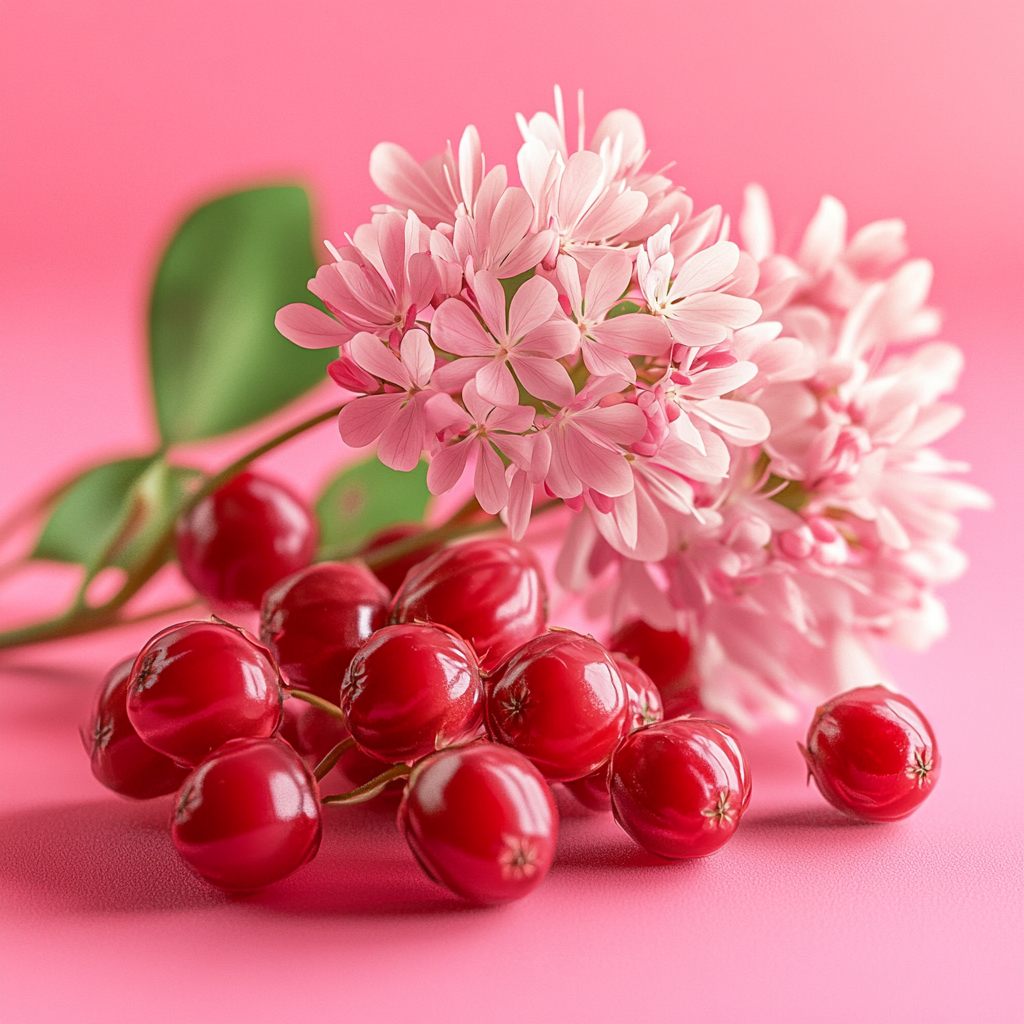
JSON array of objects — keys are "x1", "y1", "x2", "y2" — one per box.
[
  {"x1": 321, "y1": 763, "x2": 412, "y2": 805},
  {"x1": 313, "y1": 737, "x2": 356, "y2": 781},
  {"x1": 284, "y1": 689, "x2": 346, "y2": 721},
  {"x1": 0, "y1": 404, "x2": 344, "y2": 651}
]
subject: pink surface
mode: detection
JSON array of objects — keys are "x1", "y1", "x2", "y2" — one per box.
[{"x1": 1, "y1": 2, "x2": 1022, "y2": 1022}]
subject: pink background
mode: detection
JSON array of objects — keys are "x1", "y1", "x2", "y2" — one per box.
[{"x1": 1, "y1": 2, "x2": 1021, "y2": 1021}]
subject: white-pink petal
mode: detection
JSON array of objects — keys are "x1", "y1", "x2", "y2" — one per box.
[{"x1": 432, "y1": 298, "x2": 495, "y2": 356}]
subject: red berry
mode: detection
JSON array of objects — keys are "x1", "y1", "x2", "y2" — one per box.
[
  {"x1": 801, "y1": 686, "x2": 940, "y2": 822},
  {"x1": 276, "y1": 698, "x2": 348, "y2": 771},
  {"x1": 86, "y1": 656, "x2": 189, "y2": 799},
  {"x1": 127, "y1": 621, "x2": 282, "y2": 767},
  {"x1": 564, "y1": 768, "x2": 613, "y2": 813},
  {"x1": 261, "y1": 561, "x2": 390, "y2": 702},
  {"x1": 612, "y1": 653, "x2": 664, "y2": 732},
  {"x1": 609, "y1": 620, "x2": 702, "y2": 717},
  {"x1": 399, "y1": 743, "x2": 558, "y2": 904},
  {"x1": 341, "y1": 623, "x2": 484, "y2": 765},
  {"x1": 360, "y1": 522, "x2": 442, "y2": 594},
  {"x1": 171, "y1": 737, "x2": 321, "y2": 891},
  {"x1": 485, "y1": 631, "x2": 629, "y2": 782},
  {"x1": 391, "y1": 538, "x2": 547, "y2": 671},
  {"x1": 609, "y1": 718, "x2": 749, "y2": 859},
  {"x1": 176, "y1": 470, "x2": 318, "y2": 611}
]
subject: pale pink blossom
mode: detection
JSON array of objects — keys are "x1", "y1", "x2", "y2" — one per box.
[
  {"x1": 555, "y1": 252, "x2": 670, "y2": 378},
  {"x1": 302, "y1": 212, "x2": 438, "y2": 345},
  {"x1": 636, "y1": 232, "x2": 762, "y2": 348},
  {"x1": 430, "y1": 271, "x2": 578, "y2": 406},
  {"x1": 337, "y1": 329, "x2": 457, "y2": 471},
  {"x1": 426, "y1": 381, "x2": 535, "y2": 514}
]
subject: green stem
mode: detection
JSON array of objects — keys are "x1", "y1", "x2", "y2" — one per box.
[
  {"x1": 313, "y1": 737, "x2": 356, "y2": 781},
  {"x1": 0, "y1": 405, "x2": 344, "y2": 651},
  {"x1": 321, "y1": 763, "x2": 412, "y2": 805},
  {"x1": 285, "y1": 688, "x2": 346, "y2": 721}
]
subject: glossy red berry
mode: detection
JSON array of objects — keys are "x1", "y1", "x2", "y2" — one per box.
[
  {"x1": 127, "y1": 621, "x2": 282, "y2": 767},
  {"x1": 613, "y1": 653, "x2": 664, "y2": 732},
  {"x1": 86, "y1": 656, "x2": 189, "y2": 799},
  {"x1": 260, "y1": 561, "x2": 390, "y2": 701},
  {"x1": 176, "y1": 470, "x2": 318, "y2": 611},
  {"x1": 800, "y1": 686, "x2": 940, "y2": 822},
  {"x1": 399, "y1": 743, "x2": 558, "y2": 904},
  {"x1": 360, "y1": 522, "x2": 442, "y2": 594},
  {"x1": 485, "y1": 631, "x2": 628, "y2": 782},
  {"x1": 391, "y1": 538, "x2": 547, "y2": 671},
  {"x1": 171, "y1": 737, "x2": 321, "y2": 891},
  {"x1": 276, "y1": 698, "x2": 348, "y2": 771},
  {"x1": 610, "y1": 619, "x2": 703, "y2": 717},
  {"x1": 609, "y1": 718, "x2": 749, "y2": 859},
  {"x1": 564, "y1": 768, "x2": 613, "y2": 813},
  {"x1": 341, "y1": 623, "x2": 483, "y2": 765}
]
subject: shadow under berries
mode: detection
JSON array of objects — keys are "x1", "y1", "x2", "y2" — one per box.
[{"x1": 0, "y1": 797, "x2": 222, "y2": 914}]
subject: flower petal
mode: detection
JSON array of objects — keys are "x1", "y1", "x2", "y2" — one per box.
[
  {"x1": 350, "y1": 332, "x2": 408, "y2": 386},
  {"x1": 400, "y1": 328, "x2": 435, "y2": 388},
  {"x1": 274, "y1": 303, "x2": 351, "y2": 349},
  {"x1": 475, "y1": 441, "x2": 510, "y2": 514},
  {"x1": 378, "y1": 395, "x2": 428, "y2": 471},
  {"x1": 432, "y1": 298, "x2": 495, "y2": 356},
  {"x1": 427, "y1": 435, "x2": 473, "y2": 494},
  {"x1": 512, "y1": 354, "x2": 575, "y2": 405},
  {"x1": 338, "y1": 393, "x2": 405, "y2": 448},
  {"x1": 508, "y1": 275, "x2": 559, "y2": 340},
  {"x1": 475, "y1": 357, "x2": 520, "y2": 408}
]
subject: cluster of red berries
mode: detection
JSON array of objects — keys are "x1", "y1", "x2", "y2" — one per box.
[{"x1": 85, "y1": 470, "x2": 942, "y2": 904}]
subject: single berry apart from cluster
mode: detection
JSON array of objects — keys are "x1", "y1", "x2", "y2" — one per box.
[
  {"x1": 85, "y1": 656, "x2": 189, "y2": 799},
  {"x1": 172, "y1": 737, "x2": 322, "y2": 891},
  {"x1": 800, "y1": 685, "x2": 940, "y2": 822},
  {"x1": 176, "y1": 470, "x2": 318, "y2": 610},
  {"x1": 610, "y1": 718, "x2": 750, "y2": 859},
  {"x1": 610, "y1": 619, "x2": 703, "y2": 717},
  {"x1": 391, "y1": 538, "x2": 547, "y2": 671},
  {"x1": 341, "y1": 622, "x2": 484, "y2": 765},
  {"x1": 485, "y1": 630, "x2": 628, "y2": 782},
  {"x1": 360, "y1": 522, "x2": 443, "y2": 594},
  {"x1": 399, "y1": 743, "x2": 558, "y2": 904},
  {"x1": 261, "y1": 561, "x2": 390, "y2": 701},
  {"x1": 126, "y1": 621, "x2": 282, "y2": 767}
]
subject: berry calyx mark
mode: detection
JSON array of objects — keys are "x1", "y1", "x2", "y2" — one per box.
[
  {"x1": 638, "y1": 696, "x2": 659, "y2": 726},
  {"x1": 175, "y1": 777, "x2": 203, "y2": 823},
  {"x1": 906, "y1": 749, "x2": 935, "y2": 787},
  {"x1": 133, "y1": 651, "x2": 157, "y2": 691},
  {"x1": 92, "y1": 715, "x2": 114, "y2": 750},
  {"x1": 500, "y1": 683, "x2": 530, "y2": 724},
  {"x1": 498, "y1": 834, "x2": 539, "y2": 880},
  {"x1": 701, "y1": 791, "x2": 736, "y2": 828}
]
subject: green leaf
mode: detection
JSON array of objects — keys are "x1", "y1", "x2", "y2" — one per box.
[
  {"x1": 315, "y1": 459, "x2": 431, "y2": 558},
  {"x1": 606, "y1": 300, "x2": 641, "y2": 319},
  {"x1": 500, "y1": 268, "x2": 536, "y2": 314},
  {"x1": 149, "y1": 186, "x2": 330, "y2": 444},
  {"x1": 32, "y1": 457, "x2": 201, "y2": 569}
]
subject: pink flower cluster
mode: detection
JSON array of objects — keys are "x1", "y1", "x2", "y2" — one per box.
[{"x1": 276, "y1": 89, "x2": 988, "y2": 726}]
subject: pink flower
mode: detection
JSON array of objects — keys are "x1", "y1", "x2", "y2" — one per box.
[
  {"x1": 452, "y1": 167, "x2": 554, "y2": 282},
  {"x1": 307, "y1": 212, "x2": 438, "y2": 344},
  {"x1": 556, "y1": 252, "x2": 670, "y2": 378},
  {"x1": 426, "y1": 381, "x2": 535, "y2": 514},
  {"x1": 542, "y1": 376, "x2": 647, "y2": 501},
  {"x1": 337, "y1": 329, "x2": 456, "y2": 471},
  {"x1": 430, "y1": 271, "x2": 578, "y2": 406},
  {"x1": 636, "y1": 232, "x2": 762, "y2": 348},
  {"x1": 369, "y1": 125, "x2": 485, "y2": 228}
]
